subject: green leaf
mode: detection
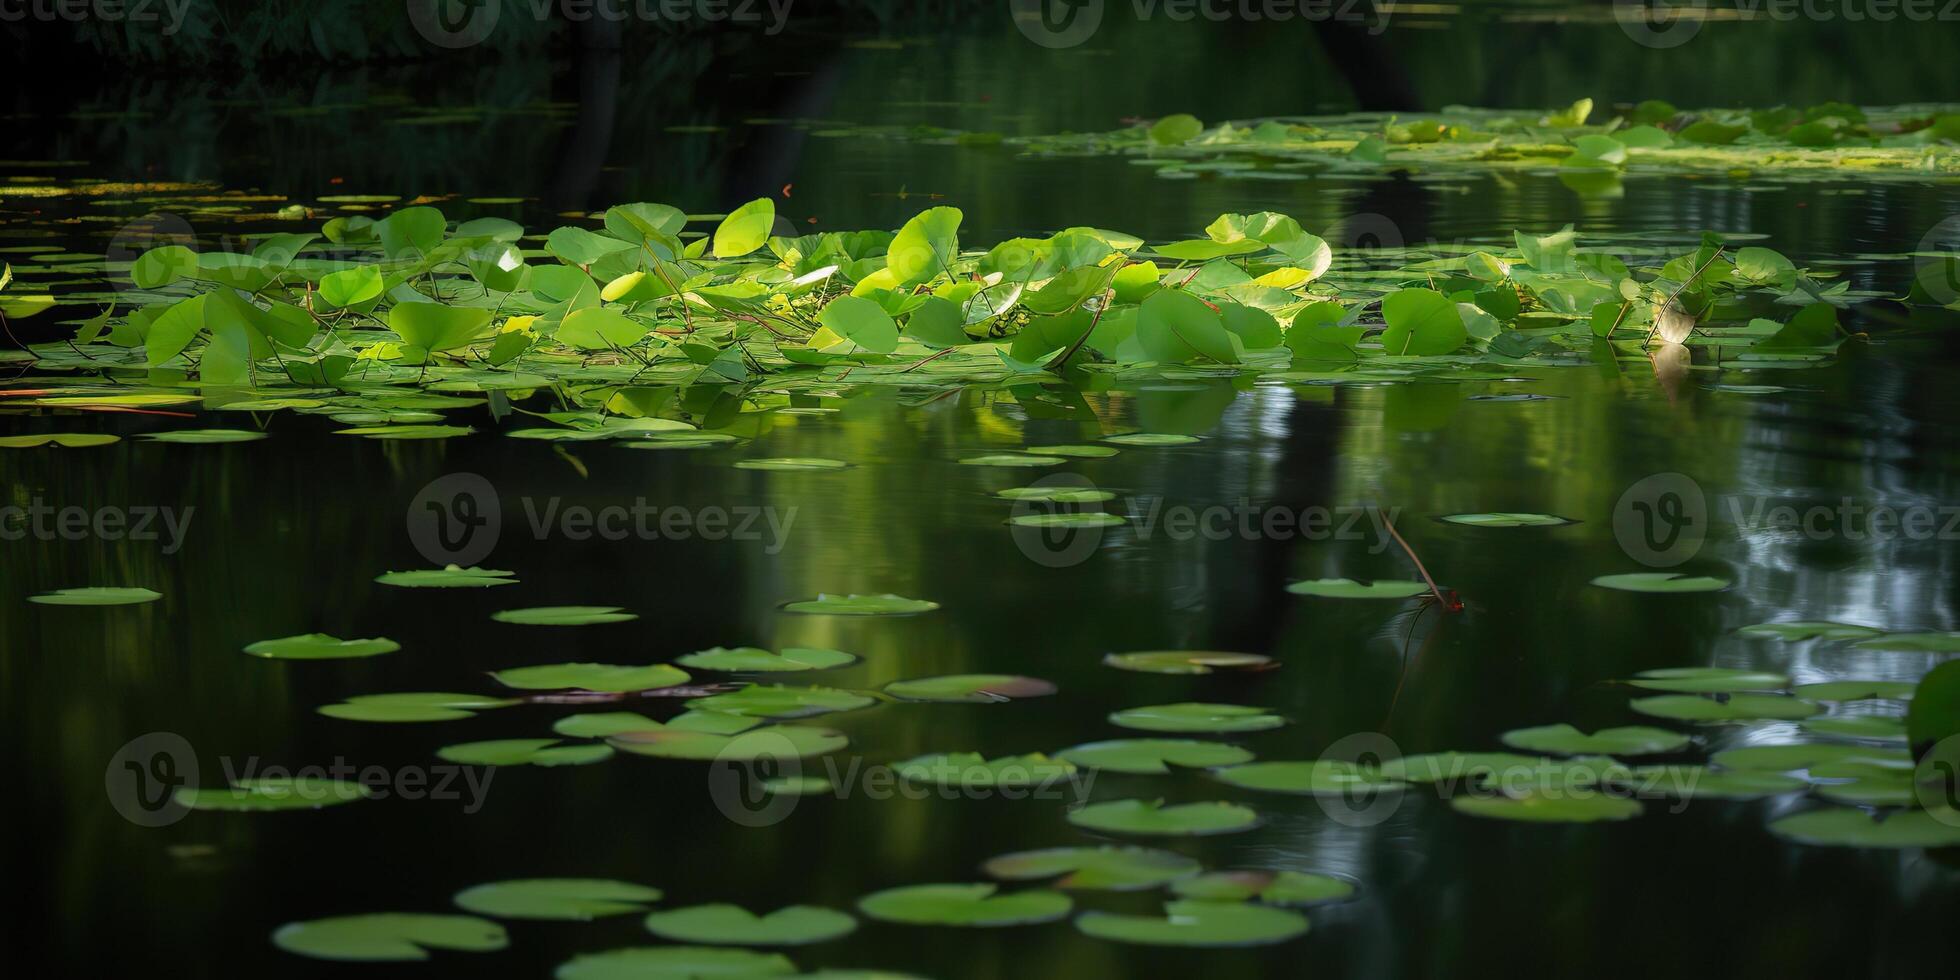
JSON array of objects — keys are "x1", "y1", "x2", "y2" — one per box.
[
  {"x1": 1627, "y1": 667, "x2": 1789, "y2": 693},
  {"x1": 818, "y1": 295, "x2": 899, "y2": 353},
  {"x1": 1075, "y1": 900, "x2": 1307, "y2": 947},
  {"x1": 1101, "y1": 651, "x2": 1274, "y2": 675},
  {"x1": 1768, "y1": 806, "x2": 1960, "y2": 848},
  {"x1": 557, "y1": 947, "x2": 796, "y2": 980},
  {"x1": 1211, "y1": 761, "x2": 1403, "y2": 796},
  {"x1": 1110, "y1": 702, "x2": 1283, "y2": 734},
  {"x1": 1738, "y1": 620, "x2": 1883, "y2": 641},
  {"x1": 641, "y1": 905, "x2": 856, "y2": 946},
  {"x1": 1629, "y1": 694, "x2": 1820, "y2": 722},
  {"x1": 390, "y1": 303, "x2": 492, "y2": 353},
  {"x1": 781, "y1": 594, "x2": 939, "y2": 616},
  {"x1": 454, "y1": 879, "x2": 662, "y2": 920},
  {"x1": 887, "y1": 206, "x2": 963, "y2": 287},
  {"x1": 435, "y1": 739, "x2": 614, "y2": 767},
  {"x1": 1286, "y1": 578, "x2": 1427, "y2": 599},
  {"x1": 28, "y1": 587, "x2": 161, "y2": 606},
  {"x1": 556, "y1": 307, "x2": 648, "y2": 351},
  {"x1": 608, "y1": 724, "x2": 848, "y2": 762},
  {"x1": 691, "y1": 684, "x2": 874, "y2": 719},
  {"x1": 175, "y1": 777, "x2": 371, "y2": 812},
  {"x1": 376, "y1": 206, "x2": 447, "y2": 260},
  {"x1": 271, "y1": 913, "x2": 506, "y2": 962},
  {"x1": 375, "y1": 566, "x2": 517, "y2": 588},
  {"x1": 1137, "y1": 289, "x2": 1238, "y2": 364},
  {"x1": 131, "y1": 245, "x2": 198, "y2": 289},
  {"x1": 0, "y1": 433, "x2": 123, "y2": 449},
  {"x1": 490, "y1": 606, "x2": 639, "y2": 626},
  {"x1": 1378, "y1": 288, "x2": 1467, "y2": 355},
  {"x1": 1169, "y1": 871, "x2": 1354, "y2": 906},
  {"x1": 1451, "y1": 790, "x2": 1641, "y2": 823},
  {"x1": 893, "y1": 753, "x2": 1076, "y2": 788},
  {"x1": 490, "y1": 663, "x2": 686, "y2": 692},
  {"x1": 1591, "y1": 572, "x2": 1731, "y2": 593},
  {"x1": 319, "y1": 266, "x2": 384, "y2": 308},
  {"x1": 676, "y1": 646, "x2": 857, "y2": 672},
  {"x1": 1067, "y1": 799, "x2": 1260, "y2": 837},
  {"x1": 884, "y1": 674, "x2": 1056, "y2": 703},
  {"x1": 1607, "y1": 765, "x2": 1806, "y2": 801},
  {"x1": 856, "y1": 884, "x2": 1071, "y2": 927},
  {"x1": 1499, "y1": 724, "x2": 1689, "y2": 756},
  {"x1": 1436, "y1": 513, "x2": 1571, "y2": 528},
  {"x1": 714, "y1": 198, "x2": 776, "y2": 259},
  {"x1": 982, "y1": 846, "x2": 1202, "y2": 891},
  {"x1": 244, "y1": 633, "x2": 399, "y2": 660},
  {"x1": 1149, "y1": 114, "x2": 1204, "y2": 145}
]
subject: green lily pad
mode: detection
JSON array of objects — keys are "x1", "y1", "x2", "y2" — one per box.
[
  {"x1": 1286, "y1": 578, "x2": 1429, "y2": 599},
  {"x1": 1607, "y1": 765, "x2": 1807, "y2": 801},
  {"x1": 1591, "y1": 572, "x2": 1731, "y2": 593},
  {"x1": 1211, "y1": 761, "x2": 1404, "y2": 796},
  {"x1": 1738, "y1": 621, "x2": 1884, "y2": 641},
  {"x1": 998, "y1": 486, "x2": 1118, "y2": 503},
  {"x1": 1768, "y1": 806, "x2": 1960, "y2": 848},
  {"x1": 454, "y1": 879, "x2": 663, "y2": 920},
  {"x1": 1709, "y1": 743, "x2": 1904, "y2": 771},
  {"x1": 1436, "y1": 513, "x2": 1573, "y2": 527},
  {"x1": 553, "y1": 711, "x2": 757, "y2": 738},
  {"x1": 735, "y1": 457, "x2": 851, "y2": 471},
  {"x1": 1794, "y1": 680, "x2": 1917, "y2": 701},
  {"x1": 763, "y1": 776, "x2": 832, "y2": 795},
  {"x1": 959, "y1": 453, "x2": 1066, "y2": 467},
  {"x1": 641, "y1": 904, "x2": 856, "y2": 946},
  {"x1": 318, "y1": 692, "x2": 519, "y2": 723},
  {"x1": 1108, "y1": 702, "x2": 1284, "y2": 734},
  {"x1": 1499, "y1": 724, "x2": 1690, "y2": 756},
  {"x1": 272, "y1": 913, "x2": 508, "y2": 961},
  {"x1": 1067, "y1": 799, "x2": 1260, "y2": 837},
  {"x1": 609, "y1": 725, "x2": 848, "y2": 762},
  {"x1": 1056, "y1": 739, "x2": 1254, "y2": 775},
  {"x1": 855, "y1": 883, "x2": 1071, "y2": 927},
  {"x1": 139, "y1": 429, "x2": 269, "y2": 444},
  {"x1": 1102, "y1": 651, "x2": 1275, "y2": 675},
  {"x1": 884, "y1": 674, "x2": 1057, "y2": 703},
  {"x1": 491, "y1": 606, "x2": 639, "y2": 626},
  {"x1": 375, "y1": 566, "x2": 518, "y2": 588},
  {"x1": 435, "y1": 739, "x2": 615, "y2": 767},
  {"x1": 0, "y1": 433, "x2": 121, "y2": 449},
  {"x1": 1101, "y1": 433, "x2": 1200, "y2": 446},
  {"x1": 1802, "y1": 715, "x2": 1908, "y2": 741},
  {"x1": 676, "y1": 646, "x2": 857, "y2": 672},
  {"x1": 244, "y1": 633, "x2": 399, "y2": 661},
  {"x1": 782, "y1": 593, "x2": 940, "y2": 616},
  {"x1": 982, "y1": 846, "x2": 1201, "y2": 891},
  {"x1": 1074, "y1": 900, "x2": 1307, "y2": 947},
  {"x1": 893, "y1": 753, "x2": 1076, "y2": 788},
  {"x1": 1854, "y1": 632, "x2": 1960, "y2": 653},
  {"x1": 174, "y1": 777, "x2": 372, "y2": 812},
  {"x1": 1007, "y1": 512, "x2": 1127, "y2": 529},
  {"x1": 1629, "y1": 694, "x2": 1821, "y2": 722},
  {"x1": 1376, "y1": 752, "x2": 1554, "y2": 784},
  {"x1": 1450, "y1": 790, "x2": 1643, "y2": 823},
  {"x1": 1024, "y1": 444, "x2": 1120, "y2": 458},
  {"x1": 28, "y1": 587, "x2": 161, "y2": 606},
  {"x1": 491, "y1": 663, "x2": 690, "y2": 693},
  {"x1": 1627, "y1": 667, "x2": 1791, "y2": 693},
  {"x1": 692, "y1": 684, "x2": 875, "y2": 719},
  {"x1": 556, "y1": 947, "x2": 797, "y2": 980},
  {"x1": 1169, "y1": 870, "x2": 1355, "y2": 906},
  {"x1": 334, "y1": 424, "x2": 473, "y2": 440}
]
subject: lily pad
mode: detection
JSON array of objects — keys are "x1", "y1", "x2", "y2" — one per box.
[
  {"x1": 1628, "y1": 694, "x2": 1821, "y2": 722},
  {"x1": 0, "y1": 433, "x2": 121, "y2": 448},
  {"x1": 1450, "y1": 790, "x2": 1643, "y2": 823},
  {"x1": 435, "y1": 739, "x2": 615, "y2": 767},
  {"x1": 894, "y1": 752, "x2": 1076, "y2": 788},
  {"x1": 1436, "y1": 513, "x2": 1573, "y2": 527},
  {"x1": 174, "y1": 777, "x2": 372, "y2": 812},
  {"x1": 1169, "y1": 870, "x2": 1355, "y2": 906},
  {"x1": 1108, "y1": 702, "x2": 1284, "y2": 734},
  {"x1": 959, "y1": 454, "x2": 1066, "y2": 468},
  {"x1": 28, "y1": 587, "x2": 161, "y2": 606},
  {"x1": 1067, "y1": 799, "x2": 1260, "y2": 837},
  {"x1": 855, "y1": 884, "x2": 1071, "y2": 927},
  {"x1": 1101, "y1": 433, "x2": 1200, "y2": 446},
  {"x1": 319, "y1": 692, "x2": 519, "y2": 723},
  {"x1": 1627, "y1": 667, "x2": 1791, "y2": 693},
  {"x1": 1607, "y1": 765, "x2": 1807, "y2": 801},
  {"x1": 1709, "y1": 743, "x2": 1903, "y2": 771},
  {"x1": 1056, "y1": 739, "x2": 1254, "y2": 775},
  {"x1": 1211, "y1": 761, "x2": 1404, "y2": 796},
  {"x1": 982, "y1": 846, "x2": 1201, "y2": 891},
  {"x1": 641, "y1": 904, "x2": 857, "y2": 946},
  {"x1": 1854, "y1": 632, "x2": 1960, "y2": 653},
  {"x1": 272, "y1": 913, "x2": 508, "y2": 961},
  {"x1": 1591, "y1": 572, "x2": 1731, "y2": 593},
  {"x1": 884, "y1": 674, "x2": 1057, "y2": 703},
  {"x1": 735, "y1": 457, "x2": 851, "y2": 471},
  {"x1": 1802, "y1": 715, "x2": 1908, "y2": 741},
  {"x1": 782, "y1": 593, "x2": 939, "y2": 616},
  {"x1": 676, "y1": 646, "x2": 857, "y2": 672},
  {"x1": 375, "y1": 566, "x2": 518, "y2": 588},
  {"x1": 1007, "y1": 512, "x2": 1127, "y2": 529},
  {"x1": 491, "y1": 606, "x2": 639, "y2": 626},
  {"x1": 244, "y1": 633, "x2": 399, "y2": 661},
  {"x1": 1738, "y1": 621, "x2": 1884, "y2": 641},
  {"x1": 1499, "y1": 724, "x2": 1690, "y2": 756},
  {"x1": 1768, "y1": 806, "x2": 1960, "y2": 848},
  {"x1": 1025, "y1": 444, "x2": 1120, "y2": 458},
  {"x1": 1074, "y1": 900, "x2": 1307, "y2": 947},
  {"x1": 998, "y1": 486, "x2": 1118, "y2": 504},
  {"x1": 454, "y1": 879, "x2": 663, "y2": 920},
  {"x1": 609, "y1": 725, "x2": 848, "y2": 761},
  {"x1": 492, "y1": 663, "x2": 690, "y2": 693},
  {"x1": 1286, "y1": 578, "x2": 1429, "y2": 599},
  {"x1": 556, "y1": 947, "x2": 796, "y2": 980},
  {"x1": 334, "y1": 424, "x2": 473, "y2": 440},
  {"x1": 1102, "y1": 651, "x2": 1275, "y2": 675},
  {"x1": 553, "y1": 711, "x2": 757, "y2": 738},
  {"x1": 1793, "y1": 680, "x2": 1917, "y2": 701},
  {"x1": 139, "y1": 429, "x2": 269, "y2": 444},
  {"x1": 691, "y1": 684, "x2": 875, "y2": 719}
]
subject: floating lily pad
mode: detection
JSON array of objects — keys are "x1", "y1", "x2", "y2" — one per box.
[
  {"x1": 1608, "y1": 765, "x2": 1807, "y2": 800},
  {"x1": 609, "y1": 725, "x2": 848, "y2": 762},
  {"x1": 272, "y1": 913, "x2": 508, "y2": 961},
  {"x1": 1802, "y1": 715, "x2": 1908, "y2": 741},
  {"x1": 491, "y1": 606, "x2": 639, "y2": 626},
  {"x1": 1709, "y1": 743, "x2": 1902, "y2": 771},
  {"x1": 1212, "y1": 760, "x2": 1404, "y2": 796},
  {"x1": 1627, "y1": 667, "x2": 1791, "y2": 693},
  {"x1": 1169, "y1": 870, "x2": 1355, "y2": 906},
  {"x1": 1450, "y1": 790, "x2": 1643, "y2": 823},
  {"x1": 454, "y1": 879, "x2": 662, "y2": 920},
  {"x1": 556, "y1": 946, "x2": 796, "y2": 980},
  {"x1": 855, "y1": 884, "x2": 1071, "y2": 927},
  {"x1": 884, "y1": 674, "x2": 1057, "y2": 703},
  {"x1": 894, "y1": 753, "x2": 1076, "y2": 788},
  {"x1": 1591, "y1": 572, "x2": 1731, "y2": 593},
  {"x1": 782, "y1": 593, "x2": 939, "y2": 616},
  {"x1": 1499, "y1": 724, "x2": 1689, "y2": 756},
  {"x1": 139, "y1": 429, "x2": 269, "y2": 444},
  {"x1": 1102, "y1": 651, "x2": 1275, "y2": 675},
  {"x1": 1738, "y1": 621, "x2": 1884, "y2": 641},
  {"x1": 375, "y1": 566, "x2": 518, "y2": 588},
  {"x1": 1007, "y1": 512, "x2": 1127, "y2": 529},
  {"x1": 1074, "y1": 900, "x2": 1307, "y2": 947},
  {"x1": 692, "y1": 684, "x2": 875, "y2": 719},
  {"x1": 1768, "y1": 806, "x2": 1960, "y2": 848},
  {"x1": 642, "y1": 904, "x2": 857, "y2": 946},
  {"x1": 998, "y1": 486, "x2": 1118, "y2": 504},
  {"x1": 1067, "y1": 799, "x2": 1260, "y2": 837},
  {"x1": 435, "y1": 739, "x2": 614, "y2": 767},
  {"x1": 28, "y1": 586, "x2": 161, "y2": 606},
  {"x1": 1792, "y1": 680, "x2": 1917, "y2": 701},
  {"x1": 1109, "y1": 702, "x2": 1284, "y2": 734},
  {"x1": 174, "y1": 777, "x2": 372, "y2": 812},
  {"x1": 334, "y1": 424, "x2": 473, "y2": 440},
  {"x1": 1629, "y1": 694, "x2": 1820, "y2": 722},
  {"x1": 982, "y1": 846, "x2": 1201, "y2": 891},
  {"x1": 1056, "y1": 739, "x2": 1254, "y2": 775},
  {"x1": 553, "y1": 711, "x2": 757, "y2": 738},
  {"x1": 677, "y1": 646, "x2": 857, "y2": 672},
  {"x1": 1853, "y1": 632, "x2": 1960, "y2": 653},
  {"x1": 1101, "y1": 433, "x2": 1200, "y2": 446},
  {"x1": 1025, "y1": 445, "x2": 1121, "y2": 458},
  {"x1": 319, "y1": 692, "x2": 519, "y2": 723},
  {"x1": 1286, "y1": 578, "x2": 1428, "y2": 599},
  {"x1": 0, "y1": 433, "x2": 120, "y2": 448},
  {"x1": 959, "y1": 454, "x2": 1066, "y2": 467},
  {"x1": 244, "y1": 633, "x2": 399, "y2": 661},
  {"x1": 1436, "y1": 513, "x2": 1573, "y2": 527},
  {"x1": 492, "y1": 663, "x2": 689, "y2": 693},
  {"x1": 735, "y1": 457, "x2": 851, "y2": 471},
  {"x1": 764, "y1": 776, "x2": 832, "y2": 795}
]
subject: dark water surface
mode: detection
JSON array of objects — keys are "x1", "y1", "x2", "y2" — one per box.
[{"x1": 8, "y1": 9, "x2": 1960, "y2": 980}]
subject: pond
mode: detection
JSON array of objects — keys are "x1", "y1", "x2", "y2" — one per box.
[{"x1": 6, "y1": 6, "x2": 1960, "y2": 979}]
